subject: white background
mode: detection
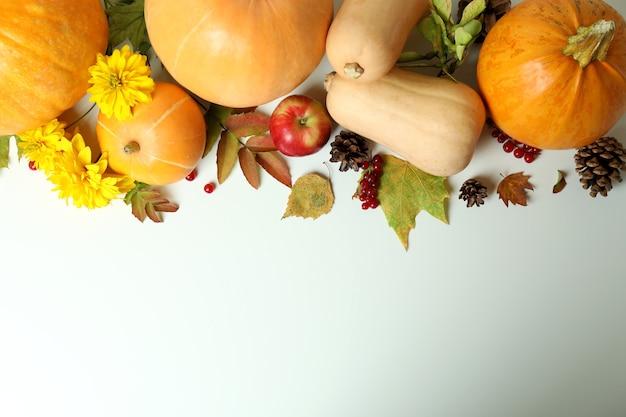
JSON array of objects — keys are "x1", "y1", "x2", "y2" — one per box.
[{"x1": 1, "y1": 1, "x2": 626, "y2": 416}]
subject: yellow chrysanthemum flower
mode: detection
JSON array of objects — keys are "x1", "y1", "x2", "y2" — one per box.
[
  {"x1": 17, "y1": 119, "x2": 71, "y2": 173},
  {"x1": 48, "y1": 133, "x2": 135, "y2": 209},
  {"x1": 87, "y1": 45, "x2": 155, "y2": 121}
]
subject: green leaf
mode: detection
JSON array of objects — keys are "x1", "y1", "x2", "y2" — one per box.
[
  {"x1": 204, "y1": 104, "x2": 234, "y2": 157},
  {"x1": 432, "y1": 0, "x2": 452, "y2": 22},
  {"x1": 458, "y1": 0, "x2": 486, "y2": 25},
  {"x1": 283, "y1": 173, "x2": 334, "y2": 220},
  {"x1": 224, "y1": 111, "x2": 270, "y2": 138},
  {"x1": 0, "y1": 135, "x2": 11, "y2": 170},
  {"x1": 124, "y1": 182, "x2": 179, "y2": 223},
  {"x1": 417, "y1": 15, "x2": 438, "y2": 45},
  {"x1": 255, "y1": 151, "x2": 292, "y2": 188},
  {"x1": 216, "y1": 131, "x2": 240, "y2": 184},
  {"x1": 377, "y1": 155, "x2": 449, "y2": 250},
  {"x1": 238, "y1": 147, "x2": 260, "y2": 189},
  {"x1": 105, "y1": 0, "x2": 150, "y2": 53}
]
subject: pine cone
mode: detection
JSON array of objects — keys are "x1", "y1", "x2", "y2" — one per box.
[
  {"x1": 458, "y1": 0, "x2": 511, "y2": 43},
  {"x1": 459, "y1": 178, "x2": 488, "y2": 207},
  {"x1": 574, "y1": 136, "x2": 625, "y2": 197},
  {"x1": 329, "y1": 130, "x2": 370, "y2": 172}
]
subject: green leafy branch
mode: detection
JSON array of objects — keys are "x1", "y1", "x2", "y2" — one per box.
[
  {"x1": 104, "y1": 0, "x2": 150, "y2": 54},
  {"x1": 398, "y1": 0, "x2": 486, "y2": 77}
]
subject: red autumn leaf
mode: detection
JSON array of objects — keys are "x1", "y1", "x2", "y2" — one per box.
[
  {"x1": 216, "y1": 131, "x2": 240, "y2": 184},
  {"x1": 224, "y1": 110, "x2": 270, "y2": 138},
  {"x1": 497, "y1": 172, "x2": 534, "y2": 206},
  {"x1": 245, "y1": 134, "x2": 277, "y2": 152},
  {"x1": 256, "y1": 151, "x2": 292, "y2": 188},
  {"x1": 239, "y1": 147, "x2": 260, "y2": 189}
]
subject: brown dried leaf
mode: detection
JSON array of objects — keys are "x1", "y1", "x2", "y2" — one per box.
[
  {"x1": 239, "y1": 147, "x2": 260, "y2": 189},
  {"x1": 552, "y1": 170, "x2": 567, "y2": 194},
  {"x1": 283, "y1": 173, "x2": 334, "y2": 220},
  {"x1": 224, "y1": 110, "x2": 270, "y2": 138},
  {"x1": 497, "y1": 172, "x2": 534, "y2": 206},
  {"x1": 216, "y1": 131, "x2": 240, "y2": 184},
  {"x1": 256, "y1": 151, "x2": 292, "y2": 188}
]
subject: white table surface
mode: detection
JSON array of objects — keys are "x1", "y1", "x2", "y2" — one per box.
[{"x1": 1, "y1": 1, "x2": 626, "y2": 416}]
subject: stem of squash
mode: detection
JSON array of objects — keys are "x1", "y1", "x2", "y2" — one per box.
[
  {"x1": 563, "y1": 19, "x2": 616, "y2": 69},
  {"x1": 124, "y1": 141, "x2": 140, "y2": 153}
]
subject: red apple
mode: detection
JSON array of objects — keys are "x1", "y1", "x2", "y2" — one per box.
[{"x1": 269, "y1": 94, "x2": 332, "y2": 156}]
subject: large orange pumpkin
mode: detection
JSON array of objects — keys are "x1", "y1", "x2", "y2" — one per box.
[
  {"x1": 0, "y1": 0, "x2": 108, "y2": 136},
  {"x1": 144, "y1": 0, "x2": 334, "y2": 108},
  {"x1": 476, "y1": 0, "x2": 626, "y2": 150},
  {"x1": 96, "y1": 82, "x2": 206, "y2": 186}
]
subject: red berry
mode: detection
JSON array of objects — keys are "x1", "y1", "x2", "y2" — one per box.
[
  {"x1": 524, "y1": 152, "x2": 535, "y2": 163},
  {"x1": 497, "y1": 134, "x2": 507, "y2": 143},
  {"x1": 502, "y1": 141, "x2": 515, "y2": 153},
  {"x1": 203, "y1": 183, "x2": 215, "y2": 193},
  {"x1": 372, "y1": 162, "x2": 383, "y2": 172},
  {"x1": 513, "y1": 147, "x2": 525, "y2": 158},
  {"x1": 28, "y1": 160, "x2": 37, "y2": 171},
  {"x1": 185, "y1": 168, "x2": 198, "y2": 181},
  {"x1": 361, "y1": 160, "x2": 370, "y2": 170},
  {"x1": 372, "y1": 154, "x2": 383, "y2": 164},
  {"x1": 491, "y1": 130, "x2": 500, "y2": 138},
  {"x1": 369, "y1": 199, "x2": 379, "y2": 209},
  {"x1": 361, "y1": 201, "x2": 370, "y2": 210}
]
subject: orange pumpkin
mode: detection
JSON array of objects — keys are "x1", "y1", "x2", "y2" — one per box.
[
  {"x1": 144, "y1": 0, "x2": 334, "y2": 108},
  {"x1": 0, "y1": 0, "x2": 108, "y2": 135},
  {"x1": 476, "y1": 0, "x2": 626, "y2": 149},
  {"x1": 96, "y1": 82, "x2": 206, "y2": 186}
]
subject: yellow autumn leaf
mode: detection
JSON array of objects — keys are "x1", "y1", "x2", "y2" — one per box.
[{"x1": 282, "y1": 173, "x2": 334, "y2": 220}]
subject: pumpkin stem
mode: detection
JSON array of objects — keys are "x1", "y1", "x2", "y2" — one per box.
[
  {"x1": 124, "y1": 141, "x2": 141, "y2": 153},
  {"x1": 563, "y1": 19, "x2": 616, "y2": 69}
]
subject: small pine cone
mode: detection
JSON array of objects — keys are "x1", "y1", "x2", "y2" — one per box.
[
  {"x1": 574, "y1": 136, "x2": 625, "y2": 197},
  {"x1": 458, "y1": 0, "x2": 511, "y2": 42},
  {"x1": 329, "y1": 130, "x2": 370, "y2": 172},
  {"x1": 459, "y1": 178, "x2": 488, "y2": 207}
]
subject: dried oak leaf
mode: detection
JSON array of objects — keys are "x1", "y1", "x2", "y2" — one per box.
[
  {"x1": 283, "y1": 173, "x2": 334, "y2": 220},
  {"x1": 497, "y1": 172, "x2": 534, "y2": 206},
  {"x1": 378, "y1": 155, "x2": 449, "y2": 250},
  {"x1": 124, "y1": 182, "x2": 179, "y2": 223}
]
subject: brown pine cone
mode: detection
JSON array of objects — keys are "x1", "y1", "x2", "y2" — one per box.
[
  {"x1": 329, "y1": 130, "x2": 370, "y2": 172},
  {"x1": 459, "y1": 178, "x2": 488, "y2": 207},
  {"x1": 574, "y1": 137, "x2": 625, "y2": 197}
]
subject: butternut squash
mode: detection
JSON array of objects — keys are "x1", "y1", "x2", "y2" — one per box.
[
  {"x1": 324, "y1": 67, "x2": 486, "y2": 177},
  {"x1": 325, "y1": 0, "x2": 431, "y2": 83}
]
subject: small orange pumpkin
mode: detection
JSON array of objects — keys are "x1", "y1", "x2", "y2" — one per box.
[
  {"x1": 0, "y1": 0, "x2": 108, "y2": 135},
  {"x1": 476, "y1": 0, "x2": 626, "y2": 149},
  {"x1": 144, "y1": 0, "x2": 334, "y2": 108},
  {"x1": 96, "y1": 82, "x2": 206, "y2": 186}
]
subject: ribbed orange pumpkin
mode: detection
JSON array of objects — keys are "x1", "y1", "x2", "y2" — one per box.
[
  {"x1": 477, "y1": 0, "x2": 626, "y2": 150},
  {"x1": 0, "y1": 0, "x2": 108, "y2": 135},
  {"x1": 144, "y1": 0, "x2": 334, "y2": 108},
  {"x1": 96, "y1": 82, "x2": 206, "y2": 186}
]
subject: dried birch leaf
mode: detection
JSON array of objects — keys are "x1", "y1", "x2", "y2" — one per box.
[{"x1": 283, "y1": 173, "x2": 334, "y2": 220}]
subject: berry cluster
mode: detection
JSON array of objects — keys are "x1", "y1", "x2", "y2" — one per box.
[
  {"x1": 358, "y1": 154, "x2": 383, "y2": 210},
  {"x1": 488, "y1": 120, "x2": 542, "y2": 163}
]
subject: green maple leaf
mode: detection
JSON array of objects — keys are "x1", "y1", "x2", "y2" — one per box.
[
  {"x1": 104, "y1": 0, "x2": 150, "y2": 53},
  {"x1": 378, "y1": 155, "x2": 449, "y2": 250},
  {"x1": 0, "y1": 135, "x2": 11, "y2": 170},
  {"x1": 124, "y1": 182, "x2": 179, "y2": 223}
]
